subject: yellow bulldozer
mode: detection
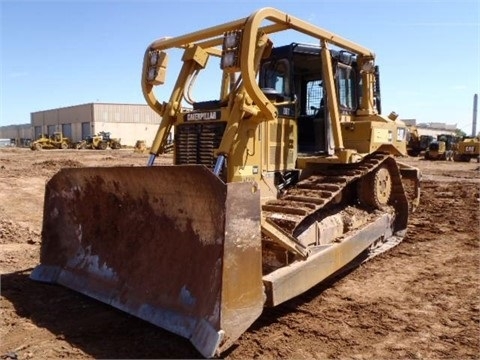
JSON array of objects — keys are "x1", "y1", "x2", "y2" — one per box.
[
  {"x1": 454, "y1": 137, "x2": 480, "y2": 162},
  {"x1": 30, "y1": 132, "x2": 72, "y2": 150},
  {"x1": 31, "y1": 8, "x2": 420, "y2": 358}
]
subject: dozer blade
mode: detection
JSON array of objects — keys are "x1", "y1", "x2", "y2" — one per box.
[{"x1": 30, "y1": 165, "x2": 264, "y2": 358}]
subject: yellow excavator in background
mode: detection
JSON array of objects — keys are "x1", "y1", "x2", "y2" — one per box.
[{"x1": 31, "y1": 8, "x2": 420, "y2": 358}]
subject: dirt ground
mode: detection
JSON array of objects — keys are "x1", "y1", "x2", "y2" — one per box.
[{"x1": 0, "y1": 148, "x2": 479, "y2": 359}]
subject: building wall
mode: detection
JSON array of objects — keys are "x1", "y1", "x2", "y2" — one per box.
[
  {"x1": 91, "y1": 103, "x2": 162, "y2": 145},
  {"x1": 92, "y1": 122, "x2": 162, "y2": 145},
  {"x1": 416, "y1": 122, "x2": 458, "y2": 138},
  {"x1": 402, "y1": 120, "x2": 458, "y2": 138},
  {"x1": 402, "y1": 119, "x2": 417, "y2": 127},
  {"x1": 29, "y1": 103, "x2": 163, "y2": 146},
  {"x1": 31, "y1": 103, "x2": 93, "y2": 141},
  {"x1": 417, "y1": 128, "x2": 456, "y2": 138},
  {"x1": 0, "y1": 124, "x2": 33, "y2": 146},
  {"x1": 92, "y1": 103, "x2": 160, "y2": 125},
  {"x1": 0, "y1": 124, "x2": 33, "y2": 139}
]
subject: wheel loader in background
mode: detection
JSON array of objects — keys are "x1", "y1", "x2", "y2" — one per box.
[
  {"x1": 76, "y1": 131, "x2": 122, "y2": 150},
  {"x1": 31, "y1": 8, "x2": 421, "y2": 358},
  {"x1": 424, "y1": 134, "x2": 457, "y2": 160}
]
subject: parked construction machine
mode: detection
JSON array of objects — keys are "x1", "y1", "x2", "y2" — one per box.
[
  {"x1": 406, "y1": 126, "x2": 434, "y2": 157},
  {"x1": 30, "y1": 132, "x2": 72, "y2": 150},
  {"x1": 454, "y1": 137, "x2": 480, "y2": 162},
  {"x1": 76, "y1": 131, "x2": 122, "y2": 150},
  {"x1": 425, "y1": 134, "x2": 457, "y2": 160},
  {"x1": 31, "y1": 8, "x2": 420, "y2": 358}
]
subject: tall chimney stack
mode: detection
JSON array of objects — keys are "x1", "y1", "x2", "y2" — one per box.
[{"x1": 473, "y1": 93, "x2": 478, "y2": 137}]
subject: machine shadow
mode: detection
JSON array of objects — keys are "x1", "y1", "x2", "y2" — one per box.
[
  {"x1": 1, "y1": 269, "x2": 202, "y2": 359},
  {"x1": 3, "y1": 252, "x2": 366, "y2": 359}
]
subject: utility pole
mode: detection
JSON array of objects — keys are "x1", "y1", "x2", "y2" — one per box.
[{"x1": 473, "y1": 93, "x2": 478, "y2": 137}]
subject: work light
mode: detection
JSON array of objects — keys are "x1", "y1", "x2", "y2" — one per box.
[
  {"x1": 146, "y1": 50, "x2": 168, "y2": 85},
  {"x1": 221, "y1": 30, "x2": 242, "y2": 72},
  {"x1": 150, "y1": 50, "x2": 160, "y2": 66}
]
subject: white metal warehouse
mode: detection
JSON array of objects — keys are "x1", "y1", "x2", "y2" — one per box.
[
  {"x1": 29, "y1": 103, "x2": 163, "y2": 146},
  {"x1": 0, "y1": 124, "x2": 32, "y2": 146}
]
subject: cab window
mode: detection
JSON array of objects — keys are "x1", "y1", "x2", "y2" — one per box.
[
  {"x1": 305, "y1": 80, "x2": 324, "y2": 115},
  {"x1": 260, "y1": 59, "x2": 290, "y2": 95}
]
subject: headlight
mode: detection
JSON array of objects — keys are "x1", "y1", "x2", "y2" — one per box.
[
  {"x1": 147, "y1": 67, "x2": 157, "y2": 81},
  {"x1": 221, "y1": 30, "x2": 242, "y2": 72},
  {"x1": 222, "y1": 52, "x2": 236, "y2": 68},
  {"x1": 149, "y1": 51, "x2": 159, "y2": 66},
  {"x1": 224, "y1": 33, "x2": 238, "y2": 49},
  {"x1": 145, "y1": 50, "x2": 168, "y2": 85},
  {"x1": 361, "y1": 60, "x2": 375, "y2": 73}
]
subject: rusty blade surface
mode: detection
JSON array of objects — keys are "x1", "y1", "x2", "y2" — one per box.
[
  {"x1": 30, "y1": 165, "x2": 264, "y2": 358},
  {"x1": 218, "y1": 182, "x2": 265, "y2": 353}
]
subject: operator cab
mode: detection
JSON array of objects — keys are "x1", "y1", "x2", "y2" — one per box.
[{"x1": 259, "y1": 43, "x2": 359, "y2": 156}]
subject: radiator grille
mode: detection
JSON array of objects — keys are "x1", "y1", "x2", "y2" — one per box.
[{"x1": 175, "y1": 122, "x2": 227, "y2": 170}]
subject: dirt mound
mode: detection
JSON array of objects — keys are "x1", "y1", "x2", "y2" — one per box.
[
  {"x1": 0, "y1": 216, "x2": 40, "y2": 245},
  {"x1": 33, "y1": 159, "x2": 83, "y2": 170}
]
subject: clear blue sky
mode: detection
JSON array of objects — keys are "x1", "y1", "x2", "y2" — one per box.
[{"x1": 1, "y1": 0, "x2": 479, "y2": 134}]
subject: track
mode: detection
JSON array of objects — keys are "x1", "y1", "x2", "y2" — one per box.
[{"x1": 262, "y1": 153, "x2": 410, "y2": 244}]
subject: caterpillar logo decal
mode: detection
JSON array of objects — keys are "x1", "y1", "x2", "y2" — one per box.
[{"x1": 185, "y1": 111, "x2": 221, "y2": 121}]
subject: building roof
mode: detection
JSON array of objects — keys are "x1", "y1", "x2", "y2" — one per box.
[
  {"x1": 31, "y1": 102, "x2": 151, "y2": 114},
  {"x1": 417, "y1": 122, "x2": 458, "y2": 131}
]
